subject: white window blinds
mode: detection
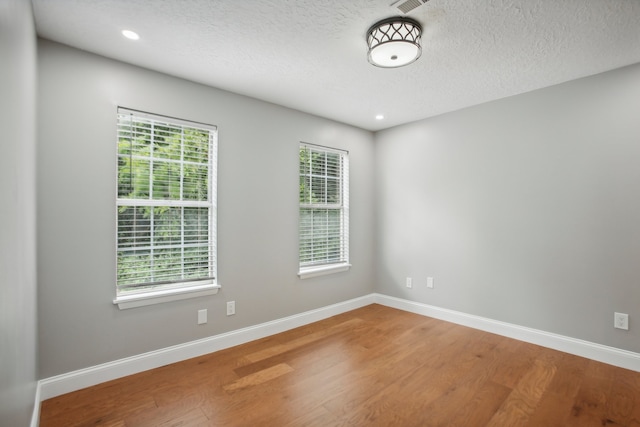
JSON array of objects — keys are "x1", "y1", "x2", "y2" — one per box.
[
  {"x1": 299, "y1": 143, "x2": 349, "y2": 270},
  {"x1": 116, "y1": 108, "x2": 217, "y2": 294}
]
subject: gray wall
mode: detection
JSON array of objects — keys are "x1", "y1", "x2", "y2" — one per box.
[
  {"x1": 0, "y1": 0, "x2": 38, "y2": 424},
  {"x1": 375, "y1": 63, "x2": 640, "y2": 352},
  {"x1": 37, "y1": 40, "x2": 375, "y2": 378},
  {"x1": 35, "y1": 30, "x2": 640, "y2": 380}
]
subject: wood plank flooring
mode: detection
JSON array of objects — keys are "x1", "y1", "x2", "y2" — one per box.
[{"x1": 39, "y1": 304, "x2": 640, "y2": 426}]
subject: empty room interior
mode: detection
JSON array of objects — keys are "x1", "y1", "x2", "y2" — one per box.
[{"x1": 2, "y1": 0, "x2": 640, "y2": 425}]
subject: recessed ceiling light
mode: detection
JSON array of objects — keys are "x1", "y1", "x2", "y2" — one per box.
[
  {"x1": 122, "y1": 30, "x2": 140, "y2": 40},
  {"x1": 375, "y1": 114, "x2": 385, "y2": 120}
]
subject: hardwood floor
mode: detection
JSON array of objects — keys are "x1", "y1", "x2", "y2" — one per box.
[{"x1": 40, "y1": 304, "x2": 640, "y2": 426}]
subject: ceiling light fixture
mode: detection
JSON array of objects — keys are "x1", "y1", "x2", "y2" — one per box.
[
  {"x1": 375, "y1": 114, "x2": 385, "y2": 120},
  {"x1": 122, "y1": 30, "x2": 140, "y2": 40},
  {"x1": 367, "y1": 17, "x2": 422, "y2": 68}
]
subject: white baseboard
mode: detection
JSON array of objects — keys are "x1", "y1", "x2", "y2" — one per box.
[
  {"x1": 30, "y1": 381, "x2": 41, "y2": 427},
  {"x1": 39, "y1": 294, "x2": 375, "y2": 401},
  {"x1": 372, "y1": 293, "x2": 640, "y2": 372},
  {"x1": 37, "y1": 292, "x2": 640, "y2": 406}
]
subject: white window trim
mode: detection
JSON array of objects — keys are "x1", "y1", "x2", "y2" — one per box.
[
  {"x1": 113, "y1": 283, "x2": 221, "y2": 309},
  {"x1": 298, "y1": 263, "x2": 352, "y2": 279},
  {"x1": 114, "y1": 108, "x2": 218, "y2": 308},
  {"x1": 298, "y1": 143, "x2": 350, "y2": 278}
]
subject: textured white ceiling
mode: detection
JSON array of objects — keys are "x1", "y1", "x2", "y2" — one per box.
[{"x1": 32, "y1": 0, "x2": 640, "y2": 131}]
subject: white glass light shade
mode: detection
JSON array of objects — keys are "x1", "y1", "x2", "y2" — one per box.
[{"x1": 367, "y1": 17, "x2": 422, "y2": 68}]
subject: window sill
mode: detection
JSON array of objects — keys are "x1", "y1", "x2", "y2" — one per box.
[
  {"x1": 298, "y1": 263, "x2": 351, "y2": 279},
  {"x1": 113, "y1": 283, "x2": 221, "y2": 310}
]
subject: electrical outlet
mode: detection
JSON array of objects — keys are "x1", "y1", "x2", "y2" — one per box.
[
  {"x1": 406, "y1": 277, "x2": 412, "y2": 288},
  {"x1": 614, "y1": 312, "x2": 629, "y2": 330},
  {"x1": 427, "y1": 277, "x2": 434, "y2": 289},
  {"x1": 197, "y1": 309, "x2": 207, "y2": 325},
  {"x1": 227, "y1": 301, "x2": 236, "y2": 316}
]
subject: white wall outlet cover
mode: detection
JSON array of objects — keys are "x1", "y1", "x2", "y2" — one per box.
[
  {"x1": 614, "y1": 312, "x2": 629, "y2": 330},
  {"x1": 427, "y1": 277, "x2": 434, "y2": 288},
  {"x1": 197, "y1": 309, "x2": 207, "y2": 325},
  {"x1": 227, "y1": 301, "x2": 236, "y2": 316}
]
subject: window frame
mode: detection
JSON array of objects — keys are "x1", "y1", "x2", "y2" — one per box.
[
  {"x1": 113, "y1": 107, "x2": 219, "y2": 309},
  {"x1": 298, "y1": 142, "x2": 350, "y2": 279}
]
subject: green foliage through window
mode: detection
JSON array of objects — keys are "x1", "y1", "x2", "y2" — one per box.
[
  {"x1": 116, "y1": 109, "x2": 216, "y2": 293},
  {"x1": 299, "y1": 144, "x2": 349, "y2": 268}
]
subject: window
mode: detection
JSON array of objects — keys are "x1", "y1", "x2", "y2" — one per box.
[
  {"x1": 114, "y1": 108, "x2": 218, "y2": 308},
  {"x1": 298, "y1": 143, "x2": 350, "y2": 278}
]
